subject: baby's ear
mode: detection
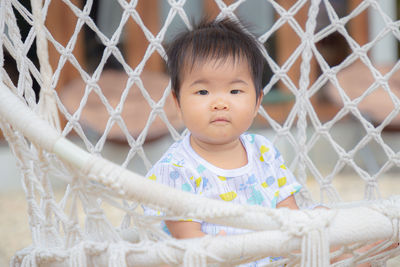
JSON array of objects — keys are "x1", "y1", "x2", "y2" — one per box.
[
  {"x1": 254, "y1": 93, "x2": 263, "y2": 117},
  {"x1": 257, "y1": 92, "x2": 264, "y2": 107},
  {"x1": 172, "y1": 91, "x2": 180, "y2": 108}
]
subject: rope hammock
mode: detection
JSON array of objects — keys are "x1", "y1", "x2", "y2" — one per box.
[{"x1": 1, "y1": 0, "x2": 400, "y2": 266}]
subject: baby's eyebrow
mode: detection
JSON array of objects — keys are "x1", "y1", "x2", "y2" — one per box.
[
  {"x1": 190, "y1": 79, "x2": 209, "y2": 87},
  {"x1": 189, "y1": 78, "x2": 249, "y2": 87},
  {"x1": 230, "y1": 79, "x2": 248, "y2": 85}
]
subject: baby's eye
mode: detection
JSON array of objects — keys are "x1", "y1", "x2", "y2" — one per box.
[
  {"x1": 230, "y1": 89, "x2": 242, "y2": 94},
  {"x1": 196, "y1": 89, "x2": 209, "y2": 95}
]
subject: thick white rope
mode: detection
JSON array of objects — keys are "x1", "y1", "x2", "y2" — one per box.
[{"x1": 0, "y1": 81, "x2": 60, "y2": 151}]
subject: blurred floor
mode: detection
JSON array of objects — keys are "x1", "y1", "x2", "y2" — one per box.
[{"x1": 1, "y1": 123, "x2": 399, "y2": 265}]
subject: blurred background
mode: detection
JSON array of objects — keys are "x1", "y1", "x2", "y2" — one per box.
[{"x1": 1, "y1": 0, "x2": 400, "y2": 265}]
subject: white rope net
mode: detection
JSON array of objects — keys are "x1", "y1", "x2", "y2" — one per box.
[{"x1": 1, "y1": 0, "x2": 400, "y2": 266}]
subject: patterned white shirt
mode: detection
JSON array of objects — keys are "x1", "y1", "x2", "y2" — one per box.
[{"x1": 143, "y1": 132, "x2": 302, "y2": 266}]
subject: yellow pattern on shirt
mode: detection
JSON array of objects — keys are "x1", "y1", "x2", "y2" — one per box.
[
  {"x1": 278, "y1": 177, "x2": 287, "y2": 187},
  {"x1": 219, "y1": 191, "x2": 237, "y2": 201}
]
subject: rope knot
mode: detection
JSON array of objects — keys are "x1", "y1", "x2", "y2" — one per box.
[
  {"x1": 153, "y1": 104, "x2": 165, "y2": 115},
  {"x1": 169, "y1": 0, "x2": 185, "y2": 10},
  {"x1": 104, "y1": 39, "x2": 117, "y2": 49},
  {"x1": 340, "y1": 152, "x2": 353, "y2": 163},
  {"x1": 391, "y1": 153, "x2": 400, "y2": 165},
  {"x1": 387, "y1": 21, "x2": 398, "y2": 32},
  {"x1": 123, "y1": 0, "x2": 138, "y2": 13},
  {"x1": 345, "y1": 101, "x2": 358, "y2": 112},
  {"x1": 368, "y1": 128, "x2": 380, "y2": 139},
  {"x1": 150, "y1": 38, "x2": 164, "y2": 52},
  {"x1": 282, "y1": 209, "x2": 333, "y2": 237},
  {"x1": 112, "y1": 108, "x2": 122, "y2": 118},
  {"x1": 366, "y1": 179, "x2": 378, "y2": 188},
  {"x1": 281, "y1": 208, "x2": 335, "y2": 267},
  {"x1": 86, "y1": 77, "x2": 98, "y2": 88},
  {"x1": 320, "y1": 180, "x2": 332, "y2": 190},
  {"x1": 333, "y1": 19, "x2": 345, "y2": 30},
  {"x1": 281, "y1": 11, "x2": 293, "y2": 21},
  {"x1": 39, "y1": 88, "x2": 54, "y2": 97},
  {"x1": 219, "y1": 8, "x2": 233, "y2": 19},
  {"x1": 354, "y1": 47, "x2": 368, "y2": 57},
  {"x1": 289, "y1": 217, "x2": 328, "y2": 236},
  {"x1": 377, "y1": 77, "x2": 389, "y2": 87},
  {"x1": 318, "y1": 125, "x2": 329, "y2": 135}
]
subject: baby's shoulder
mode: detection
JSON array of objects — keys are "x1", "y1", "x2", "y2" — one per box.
[
  {"x1": 147, "y1": 139, "x2": 194, "y2": 174},
  {"x1": 242, "y1": 132, "x2": 274, "y2": 148},
  {"x1": 243, "y1": 133, "x2": 280, "y2": 161},
  {"x1": 155, "y1": 139, "x2": 185, "y2": 164}
]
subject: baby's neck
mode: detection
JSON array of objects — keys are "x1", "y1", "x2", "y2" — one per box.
[{"x1": 190, "y1": 136, "x2": 248, "y2": 170}]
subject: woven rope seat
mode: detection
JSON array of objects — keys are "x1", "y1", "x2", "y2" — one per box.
[{"x1": 1, "y1": 0, "x2": 400, "y2": 266}]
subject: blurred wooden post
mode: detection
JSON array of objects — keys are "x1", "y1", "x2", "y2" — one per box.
[
  {"x1": 275, "y1": 0, "x2": 317, "y2": 90},
  {"x1": 46, "y1": 0, "x2": 85, "y2": 89},
  {"x1": 125, "y1": 1, "x2": 163, "y2": 72},
  {"x1": 348, "y1": 0, "x2": 369, "y2": 46}
]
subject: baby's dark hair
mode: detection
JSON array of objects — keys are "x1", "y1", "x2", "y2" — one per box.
[{"x1": 166, "y1": 17, "x2": 265, "y2": 101}]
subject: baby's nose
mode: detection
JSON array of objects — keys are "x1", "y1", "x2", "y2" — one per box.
[{"x1": 211, "y1": 99, "x2": 229, "y2": 110}]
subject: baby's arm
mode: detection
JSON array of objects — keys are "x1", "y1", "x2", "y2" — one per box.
[
  {"x1": 165, "y1": 221, "x2": 226, "y2": 239},
  {"x1": 165, "y1": 220, "x2": 205, "y2": 239},
  {"x1": 167, "y1": 195, "x2": 298, "y2": 239},
  {"x1": 276, "y1": 195, "x2": 299, "y2": 210}
]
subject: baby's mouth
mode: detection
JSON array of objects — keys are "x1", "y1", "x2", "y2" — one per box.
[{"x1": 211, "y1": 117, "x2": 230, "y2": 123}]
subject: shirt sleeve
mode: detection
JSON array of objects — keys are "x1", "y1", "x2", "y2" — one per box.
[
  {"x1": 142, "y1": 162, "x2": 202, "y2": 223},
  {"x1": 253, "y1": 134, "x2": 302, "y2": 207},
  {"x1": 271, "y1": 147, "x2": 302, "y2": 204}
]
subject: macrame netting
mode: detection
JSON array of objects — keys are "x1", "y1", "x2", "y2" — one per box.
[{"x1": 0, "y1": 0, "x2": 400, "y2": 266}]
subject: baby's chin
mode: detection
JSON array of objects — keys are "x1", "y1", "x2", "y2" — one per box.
[{"x1": 191, "y1": 134, "x2": 242, "y2": 147}]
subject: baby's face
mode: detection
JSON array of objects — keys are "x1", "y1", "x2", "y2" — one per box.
[{"x1": 176, "y1": 57, "x2": 260, "y2": 146}]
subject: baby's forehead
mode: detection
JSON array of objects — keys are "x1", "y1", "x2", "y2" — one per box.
[{"x1": 181, "y1": 55, "x2": 251, "y2": 76}]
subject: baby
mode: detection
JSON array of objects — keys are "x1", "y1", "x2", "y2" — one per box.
[
  {"x1": 143, "y1": 17, "x2": 301, "y2": 265},
  {"x1": 143, "y1": 17, "x2": 398, "y2": 267}
]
